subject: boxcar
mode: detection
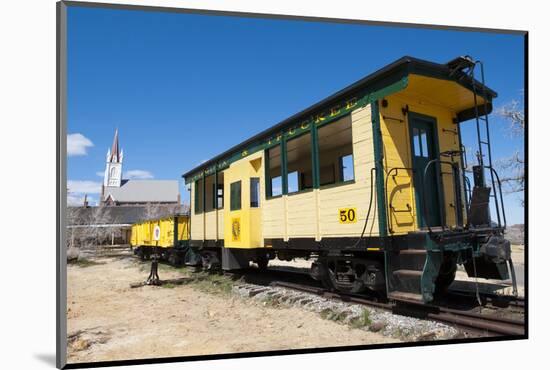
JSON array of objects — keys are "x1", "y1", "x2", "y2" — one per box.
[
  {"x1": 130, "y1": 214, "x2": 191, "y2": 265},
  {"x1": 182, "y1": 56, "x2": 517, "y2": 303}
]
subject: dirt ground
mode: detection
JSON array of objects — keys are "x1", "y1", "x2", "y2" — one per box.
[{"x1": 67, "y1": 255, "x2": 398, "y2": 364}]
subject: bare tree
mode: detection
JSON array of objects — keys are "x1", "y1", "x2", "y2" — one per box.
[
  {"x1": 86, "y1": 207, "x2": 118, "y2": 246},
  {"x1": 180, "y1": 202, "x2": 190, "y2": 214},
  {"x1": 497, "y1": 100, "x2": 525, "y2": 135},
  {"x1": 66, "y1": 206, "x2": 121, "y2": 251},
  {"x1": 143, "y1": 202, "x2": 182, "y2": 220},
  {"x1": 144, "y1": 202, "x2": 163, "y2": 220},
  {"x1": 66, "y1": 206, "x2": 80, "y2": 251},
  {"x1": 496, "y1": 99, "x2": 525, "y2": 206}
]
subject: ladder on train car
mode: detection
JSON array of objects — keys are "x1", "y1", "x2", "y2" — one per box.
[{"x1": 451, "y1": 56, "x2": 507, "y2": 229}]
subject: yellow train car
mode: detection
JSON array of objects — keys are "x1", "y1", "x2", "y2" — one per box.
[
  {"x1": 182, "y1": 56, "x2": 516, "y2": 303},
  {"x1": 130, "y1": 214, "x2": 191, "y2": 265}
]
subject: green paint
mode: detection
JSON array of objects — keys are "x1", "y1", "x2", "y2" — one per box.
[
  {"x1": 194, "y1": 180, "x2": 201, "y2": 214},
  {"x1": 173, "y1": 216, "x2": 178, "y2": 247},
  {"x1": 371, "y1": 100, "x2": 387, "y2": 238},
  {"x1": 421, "y1": 250, "x2": 442, "y2": 302},
  {"x1": 202, "y1": 172, "x2": 206, "y2": 216},
  {"x1": 311, "y1": 118, "x2": 320, "y2": 189},
  {"x1": 230, "y1": 181, "x2": 242, "y2": 211},
  {"x1": 214, "y1": 167, "x2": 218, "y2": 210},
  {"x1": 408, "y1": 112, "x2": 442, "y2": 228},
  {"x1": 264, "y1": 147, "x2": 272, "y2": 197},
  {"x1": 281, "y1": 140, "x2": 288, "y2": 195},
  {"x1": 371, "y1": 100, "x2": 390, "y2": 297}
]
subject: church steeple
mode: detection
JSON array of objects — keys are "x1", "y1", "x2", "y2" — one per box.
[
  {"x1": 106, "y1": 128, "x2": 123, "y2": 163},
  {"x1": 104, "y1": 129, "x2": 123, "y2": 188}
]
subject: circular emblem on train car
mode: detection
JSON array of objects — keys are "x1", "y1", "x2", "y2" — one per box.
[
  {"x1": 153, "y1": 225, "x2": 161, "y2": 241},
  {"x1": 231, "y1": 218, "x2": 241, "y2": 242}
]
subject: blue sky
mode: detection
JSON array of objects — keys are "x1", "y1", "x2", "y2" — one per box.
[{"x1": 66, "y1": 6, "x2": 525, "y2": 224}]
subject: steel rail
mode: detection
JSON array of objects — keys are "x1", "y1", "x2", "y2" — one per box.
[{"x1": 270, "y1": 280, "x2": 524, "y2": 337}]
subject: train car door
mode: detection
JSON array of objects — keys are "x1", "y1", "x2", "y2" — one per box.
[
  {"x1": 409, "y1": 113, "x2": 442, "y2": 228},
  {"x1": 223, "y1": 155, "x2": 263, "y2": 249}
]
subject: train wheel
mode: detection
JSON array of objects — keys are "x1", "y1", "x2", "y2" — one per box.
[
  {"x1": 201, "y1": 250, "x2": 221, "y2": 270},
  {"x1": 168, "y1": 251, "x2": 177, "y2": 266},
  {"x1": 327, "y1": 269, "x2": 366, "y2": 294},
  {"x1": 137, "y1": 248, "x2": 145, "y2": 261},
  {"x1": 322, "y1": 258, "x2": 367, "y2": 294},
  {"x1": 256, "y1": 255, "x2": 269, "y2": 270}
]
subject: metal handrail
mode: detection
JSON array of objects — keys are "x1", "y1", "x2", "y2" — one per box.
[
  {"x1": 385, "y1": 167, "x2": 415, "y2": 234},
  {"x1": 422, "y1": 159, "x2": 463, "y2": 234},
  {"x1": 486, "y1": 166, "x2": 507, "y2": 229}
]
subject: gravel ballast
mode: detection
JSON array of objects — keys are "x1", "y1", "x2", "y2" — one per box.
[{"x1": 233, "y1": 284, "x2": 459, "y2": 341}]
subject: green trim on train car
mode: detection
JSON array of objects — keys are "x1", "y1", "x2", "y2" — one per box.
[
  {"x1": 311, "y1": 120, "x2": 321, "y2": 189},
  {"x1": 371, "y1": 100, "x2": 387, "y2": 237},
  {"x1": 173, "y1": 215, "x2": 178, "y2": 247},
  {"x1": 281, "y1": 140, "x2": 288, "y2": 195},
  {"x1": 194, "y1": 179, "x2": 201, "y2": 214},
  {"x1": 202, "y1": 172, "x2": 206, "y2": 216},
  {"x1": 214, "y1": 167, "x2": 218, "y2": 210},
  {"x1": 264, "y1": 146, "x2": 272, "y2": 198}
]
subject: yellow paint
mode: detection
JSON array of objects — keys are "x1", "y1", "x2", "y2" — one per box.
[
  {"x1": 338, "y1": 207, "x2": 358, "y2": 224},
  {"x1": 381, "y1": 74, "x2": 474, "y2": 233},
  {"x1": 130, "y1": 215, "x2": 189, "y2": 248},
  {"x1": 223, "y1": 151, "x2": 264, "y2": 249},
  {"x1": 204, "y1": 211, "x2": 218, "y2": 240},
  {"x1": 402, "y1": 74, "x2": 487, "y2": 112}
]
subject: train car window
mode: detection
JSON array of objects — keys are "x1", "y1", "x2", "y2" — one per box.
[
  {"x1": 412, "y1": 127, "x2": 429, "y2": 158},
  {"x1": 204, "y1": 175, "x2": 215, "y2": 212},
  {"x1": 250, "y1": 177, "x2": 260, "y2": 207},
  {"x1": 217, "y1": 185, "x2": 224, "y2": 209},
  {"x1": 194, "y1": 178, "x2": 203, "y2": 214},
  {"x1": 318, "y1": 115, "x2": 353, "y2": 186},
  {"x1": 267, "y1": 145, "x2": 282, "y2": 197},
  {"x1": 420, "y1": 130, "x2": 429, "y2": 157},
  {"x1": 286, "y1": 132, "x2": 313, "y2": 193},
  {"x1": 287, "y1": 171, "x2": 299, "y2": 193},
  {"x1": 217, "y1": 172, "x2": 224, "y2": 209},
  {"x1": 339, "y1": 154, "x2": 354, "y2": 182},
  {"x1": 230, "y1": 181, "x2": 242, "y2": 211},
  {"x1": 413, "y1": 127, "x2": 422, "y2": 156}
]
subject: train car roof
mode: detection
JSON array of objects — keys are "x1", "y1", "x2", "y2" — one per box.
[{"x1": 182, "y1": 55, "x2": 497, "y2": 181}]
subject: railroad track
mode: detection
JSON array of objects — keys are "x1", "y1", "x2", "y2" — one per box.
[
  {"x1": 447, "y1": 289, "x2": 525, "y2": 309},
  {"x1": 144, "y1": 260, "x2": 525, "y2": 337},
  {"x1": 270, "y1": 280, "x2": 525, "y2": 337}
]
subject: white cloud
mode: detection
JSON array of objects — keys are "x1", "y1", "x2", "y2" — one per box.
[
  {"x1": 96, "y1": 171, "x2": 104, "y2": 177},
  {"x1": 67, "y1": 133, "x2": 94, "y2": 156},
  {"x1": 124, "y1": 170, "x2": 154, "y2": 179},
  {"x1": 67, "y1": 180, "x2": 102, "y2": 194}
]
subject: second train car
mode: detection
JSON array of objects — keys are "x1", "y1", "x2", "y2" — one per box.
[{"x1": 131, "y1": 214, "x2": 193, "y2": 266}]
